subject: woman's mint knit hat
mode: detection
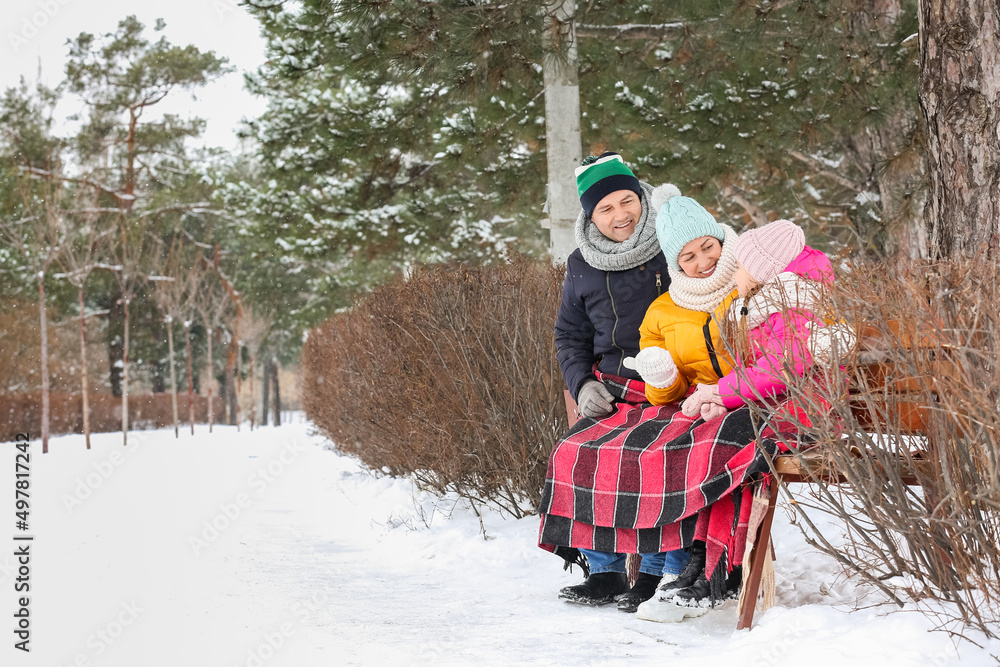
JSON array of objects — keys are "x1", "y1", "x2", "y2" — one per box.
[
  {"x1": 655, "y1": 196, "x2": 726, "y2": 271},
  {"x1": 575, "y1": 152, "x2": 642, "y2": 219}
]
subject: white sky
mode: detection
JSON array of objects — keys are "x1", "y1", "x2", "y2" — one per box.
[{"x1": 1, "y1": 0, "x2": 270, "y2": 151}]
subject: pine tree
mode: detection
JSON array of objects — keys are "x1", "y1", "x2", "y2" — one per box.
[
  {"x1": 919, "y1": 0, "x2": 1000, "y2": 258},
  {"x1": 245, "y1": 1, "x2": 924, "y2": 267},
  {"x1": 570, "y1": 0, "x2": 921, "y2": 253},
  {"x1": 239, "y1": 0, "x2": 549, "y2": 308},
  {"x1": 60, "y1": 15, "x2": 230, "y2": 417}
]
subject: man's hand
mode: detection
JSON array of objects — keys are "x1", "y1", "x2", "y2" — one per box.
[{"x1": 576, "y1": 379, "x2": 615, "y2": 419}]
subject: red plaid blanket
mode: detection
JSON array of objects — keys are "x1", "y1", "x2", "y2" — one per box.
[
  {"x1": 538, "y1": 402, "x2": 782, "y2": 581},
  {"x1": 593, "y1": 366, "x2": 647, "y2": 404}
]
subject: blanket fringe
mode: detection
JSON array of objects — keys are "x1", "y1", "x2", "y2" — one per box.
[
  {"x1": 708, "y1": 547, "x2": 729, "y2": 604},
  {"x1": 737, "y1": 482, "x2": 776, "y2": 617},
  {"x1": 554, "y1": 546, "x2": 590, "y2": 578}
]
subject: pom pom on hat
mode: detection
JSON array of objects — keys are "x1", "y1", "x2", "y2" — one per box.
[
  {"x1": 734, "y1": 219, "x2": 806, "y2": 283},
  {"x1": 655, "y1": 196, "x2": 726, "y2": 271},
  {"x1": 575, "y1": 152, "x2": 642, "y2": 219}
]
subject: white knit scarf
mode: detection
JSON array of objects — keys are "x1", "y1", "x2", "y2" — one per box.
[
  {"x1": 665, "y1": 224, "x2": 739, "y2": 313},
  {"x1": 738, "y1": 271, "x2": 824, "y2": 330}
]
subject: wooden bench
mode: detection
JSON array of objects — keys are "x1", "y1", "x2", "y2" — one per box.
[
  {"x1": 737, "y1": 320, "x2": 942, "y2": 629},
  {"x1": 737, "y1": 445, "x2": 931, "y2": 629}
]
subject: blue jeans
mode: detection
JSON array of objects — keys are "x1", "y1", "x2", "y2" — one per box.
[{"x1": 580, "y1": 548, "x2": 690, "y2": 577}]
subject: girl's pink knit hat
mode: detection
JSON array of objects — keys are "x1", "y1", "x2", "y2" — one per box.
[{"x1": 735, "y1": 219, "x2": 805, "y2": 283}]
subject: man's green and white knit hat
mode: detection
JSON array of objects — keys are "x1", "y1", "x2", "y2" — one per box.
[{"x1": 575, "y1": 152, "x2": 642, "y2": 219}]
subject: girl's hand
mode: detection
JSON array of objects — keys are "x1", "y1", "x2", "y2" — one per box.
[
  {"x1": 623, "y1": 347, "x2": 678, "y2": 389},
  {"x1": 682, "y1": 383, "x2": 724, "y2": 419}
]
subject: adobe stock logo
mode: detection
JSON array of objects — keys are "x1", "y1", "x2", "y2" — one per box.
[{"x1": 8, "y1": 0, "x2": 74, "y2": 54}]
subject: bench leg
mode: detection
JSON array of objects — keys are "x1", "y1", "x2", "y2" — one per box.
[{"x1": 737, "y1": 476, "x2": 778, "y2": 631}]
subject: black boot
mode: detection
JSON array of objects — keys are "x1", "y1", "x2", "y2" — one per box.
[
  {"x1": 674, "y1": 563, "x2": 742, "y2": 608},
  {"x1": 616, "y1": 572, "x2": 661, "y2": 613},
  {"x1": 672, "y1": 575, "x2": 713, "y2": 608},
  {"x1": 558, "y1": 572, "x2": 629, "y2": 606},
  {"x1": 654, "y1": 541, "x2": 706, "y2": 600}
]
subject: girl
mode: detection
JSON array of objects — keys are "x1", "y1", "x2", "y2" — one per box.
[{"x1": 679, "y1": 219, "x2": 836, "y2": 424}]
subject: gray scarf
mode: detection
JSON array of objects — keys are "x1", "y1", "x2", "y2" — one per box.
[{"x1": 575, "y1": 181, "x2": 663, "y2": 272}]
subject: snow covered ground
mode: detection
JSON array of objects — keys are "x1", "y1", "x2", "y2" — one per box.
[{"x1": 4, "y1": 420, "x2": 1000, "y2": 666}]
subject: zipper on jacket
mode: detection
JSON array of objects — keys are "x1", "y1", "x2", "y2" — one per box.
[
  {"x1": 607, "y1": 272, "x2": 626, "y2": 375},
  {"x1": 655, "y1": 271, "x2": 662, "y2": 296},
  {"x1": 703, "y1": 314, "x2": 724, "y2": 379}
]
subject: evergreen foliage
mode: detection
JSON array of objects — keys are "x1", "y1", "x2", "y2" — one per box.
[
  {"x1": 239, "y1": 0, "x2": 550, "y2": 309},
  {"x1": 245, "y1": 0, "x2": 922, "y2": 265},
  {"x1": 0, "y1": 17, "x2": 305, "y2": 403}
]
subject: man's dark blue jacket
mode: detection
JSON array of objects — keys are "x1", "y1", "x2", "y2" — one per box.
[{"x1": 555, "y1": 248, "x2": 670, "y2": 401}]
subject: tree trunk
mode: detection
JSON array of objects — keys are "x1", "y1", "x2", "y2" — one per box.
[
  {"x1": 107, "y1": 287, "x2": 124, "y2": 397},
  {"x1": 77, "y1": 285, "x2": 91, "y2": 449},
  {"x1": 167, "y1": 316, "x2": 179, "y2": 438},
  {"x1": 206, "y1": 325, "x2": 214, "y2": 433},
  {"x1": 248, "y1": 352, "x2": 257, "y2": 431},
  {"x1": 919, "y1": 0, "x2": 1000, "y2": 258},
  {"x1": 261, "y1": 357, "x2": 271, "y2": 427},
  {"x1": 236, "y1": 341, "x2": 243, "y2": 432},
  {"x1": 272, "y1": 362, "x2": 281, "y2": 427},
  {"x1": 226, "y1": 339, "x2": 238, "y2": 426},
  {"x1": 185, "y1": 323, "x2": 194, "y2": 435},
  {"x1": 843, "y1": 0, "x2": 927, "y2": 259},
  {"x1": 122, "y1": 297, "x2": 130, "y2": 446},
  {"x1": 543, "y1": 0, "x2": 583, "y2": 265},
  {"x1": 37, "y1": 276, "x2": 50, "y2": 453}
]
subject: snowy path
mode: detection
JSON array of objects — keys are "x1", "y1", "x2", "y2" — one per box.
[{"x1": 4, "y1": 422, "x2": 999, "y2": 666}]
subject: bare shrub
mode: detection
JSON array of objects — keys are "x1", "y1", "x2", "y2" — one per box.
[
  {"x1": 760, "y1": 256, "x2": 1000, "y2": 637},
  {"x1": 0, "y1": 391, "x2": 224, "y2": 442},
  {"x1": 302, "y1": 257, "x2": 568, "y2": 517},
  {"x1": 0, "y1": 298, "x2": 105, "y2": 394}
]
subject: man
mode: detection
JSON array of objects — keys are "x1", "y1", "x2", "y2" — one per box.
[{"x1": 551, "y1": 152, "x2": 688, "y2": 612}]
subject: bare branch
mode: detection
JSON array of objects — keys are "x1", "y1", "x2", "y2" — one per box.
[{"x1": 788, "y1": 150, "x2": 864, "y2": 192}]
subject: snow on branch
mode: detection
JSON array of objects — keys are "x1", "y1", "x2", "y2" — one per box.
[
  {"x1": 576, "y1": 22, "x2": 687, "y2": 41},
  {"x1": 788, "y1": 150, "x2": 863, "y2": 192}
]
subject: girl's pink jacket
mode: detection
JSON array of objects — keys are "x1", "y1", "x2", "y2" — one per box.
[{"x1": 717, "y1": 246, "x2": 833, "y2": 409}]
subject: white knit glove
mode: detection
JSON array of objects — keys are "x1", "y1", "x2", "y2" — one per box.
[
  {"x1": 806, "y1": 321, "x2": 858, "y2": 366},
  {"x1": 623, "y1": 347, "x2": 678, "y2": 389}
]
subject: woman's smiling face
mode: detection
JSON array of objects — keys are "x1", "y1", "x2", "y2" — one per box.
[{"x1": 677, "y1": 236, "x2": 722, "y2": 279}]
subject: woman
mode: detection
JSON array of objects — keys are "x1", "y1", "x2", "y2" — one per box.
[{"x1": 551, "y1": 151, "x2": 689, "y2": 612}]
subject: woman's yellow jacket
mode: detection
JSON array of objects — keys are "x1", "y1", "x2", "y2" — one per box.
[{"x1": 638, "y1": 290, "x2": 739, "y2": 405}]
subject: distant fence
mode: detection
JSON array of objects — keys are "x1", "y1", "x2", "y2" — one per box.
[{"x1": 0, "y1": 392, "x2": 225, "y2": 442}]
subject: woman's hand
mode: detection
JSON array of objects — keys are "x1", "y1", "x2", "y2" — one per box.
[
  {"x1": 682, "y1": 383, "x2": 727, "y2": 421},
  {"x1": 623, "y1": 347, "x2": 678, "y2": 389}
]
